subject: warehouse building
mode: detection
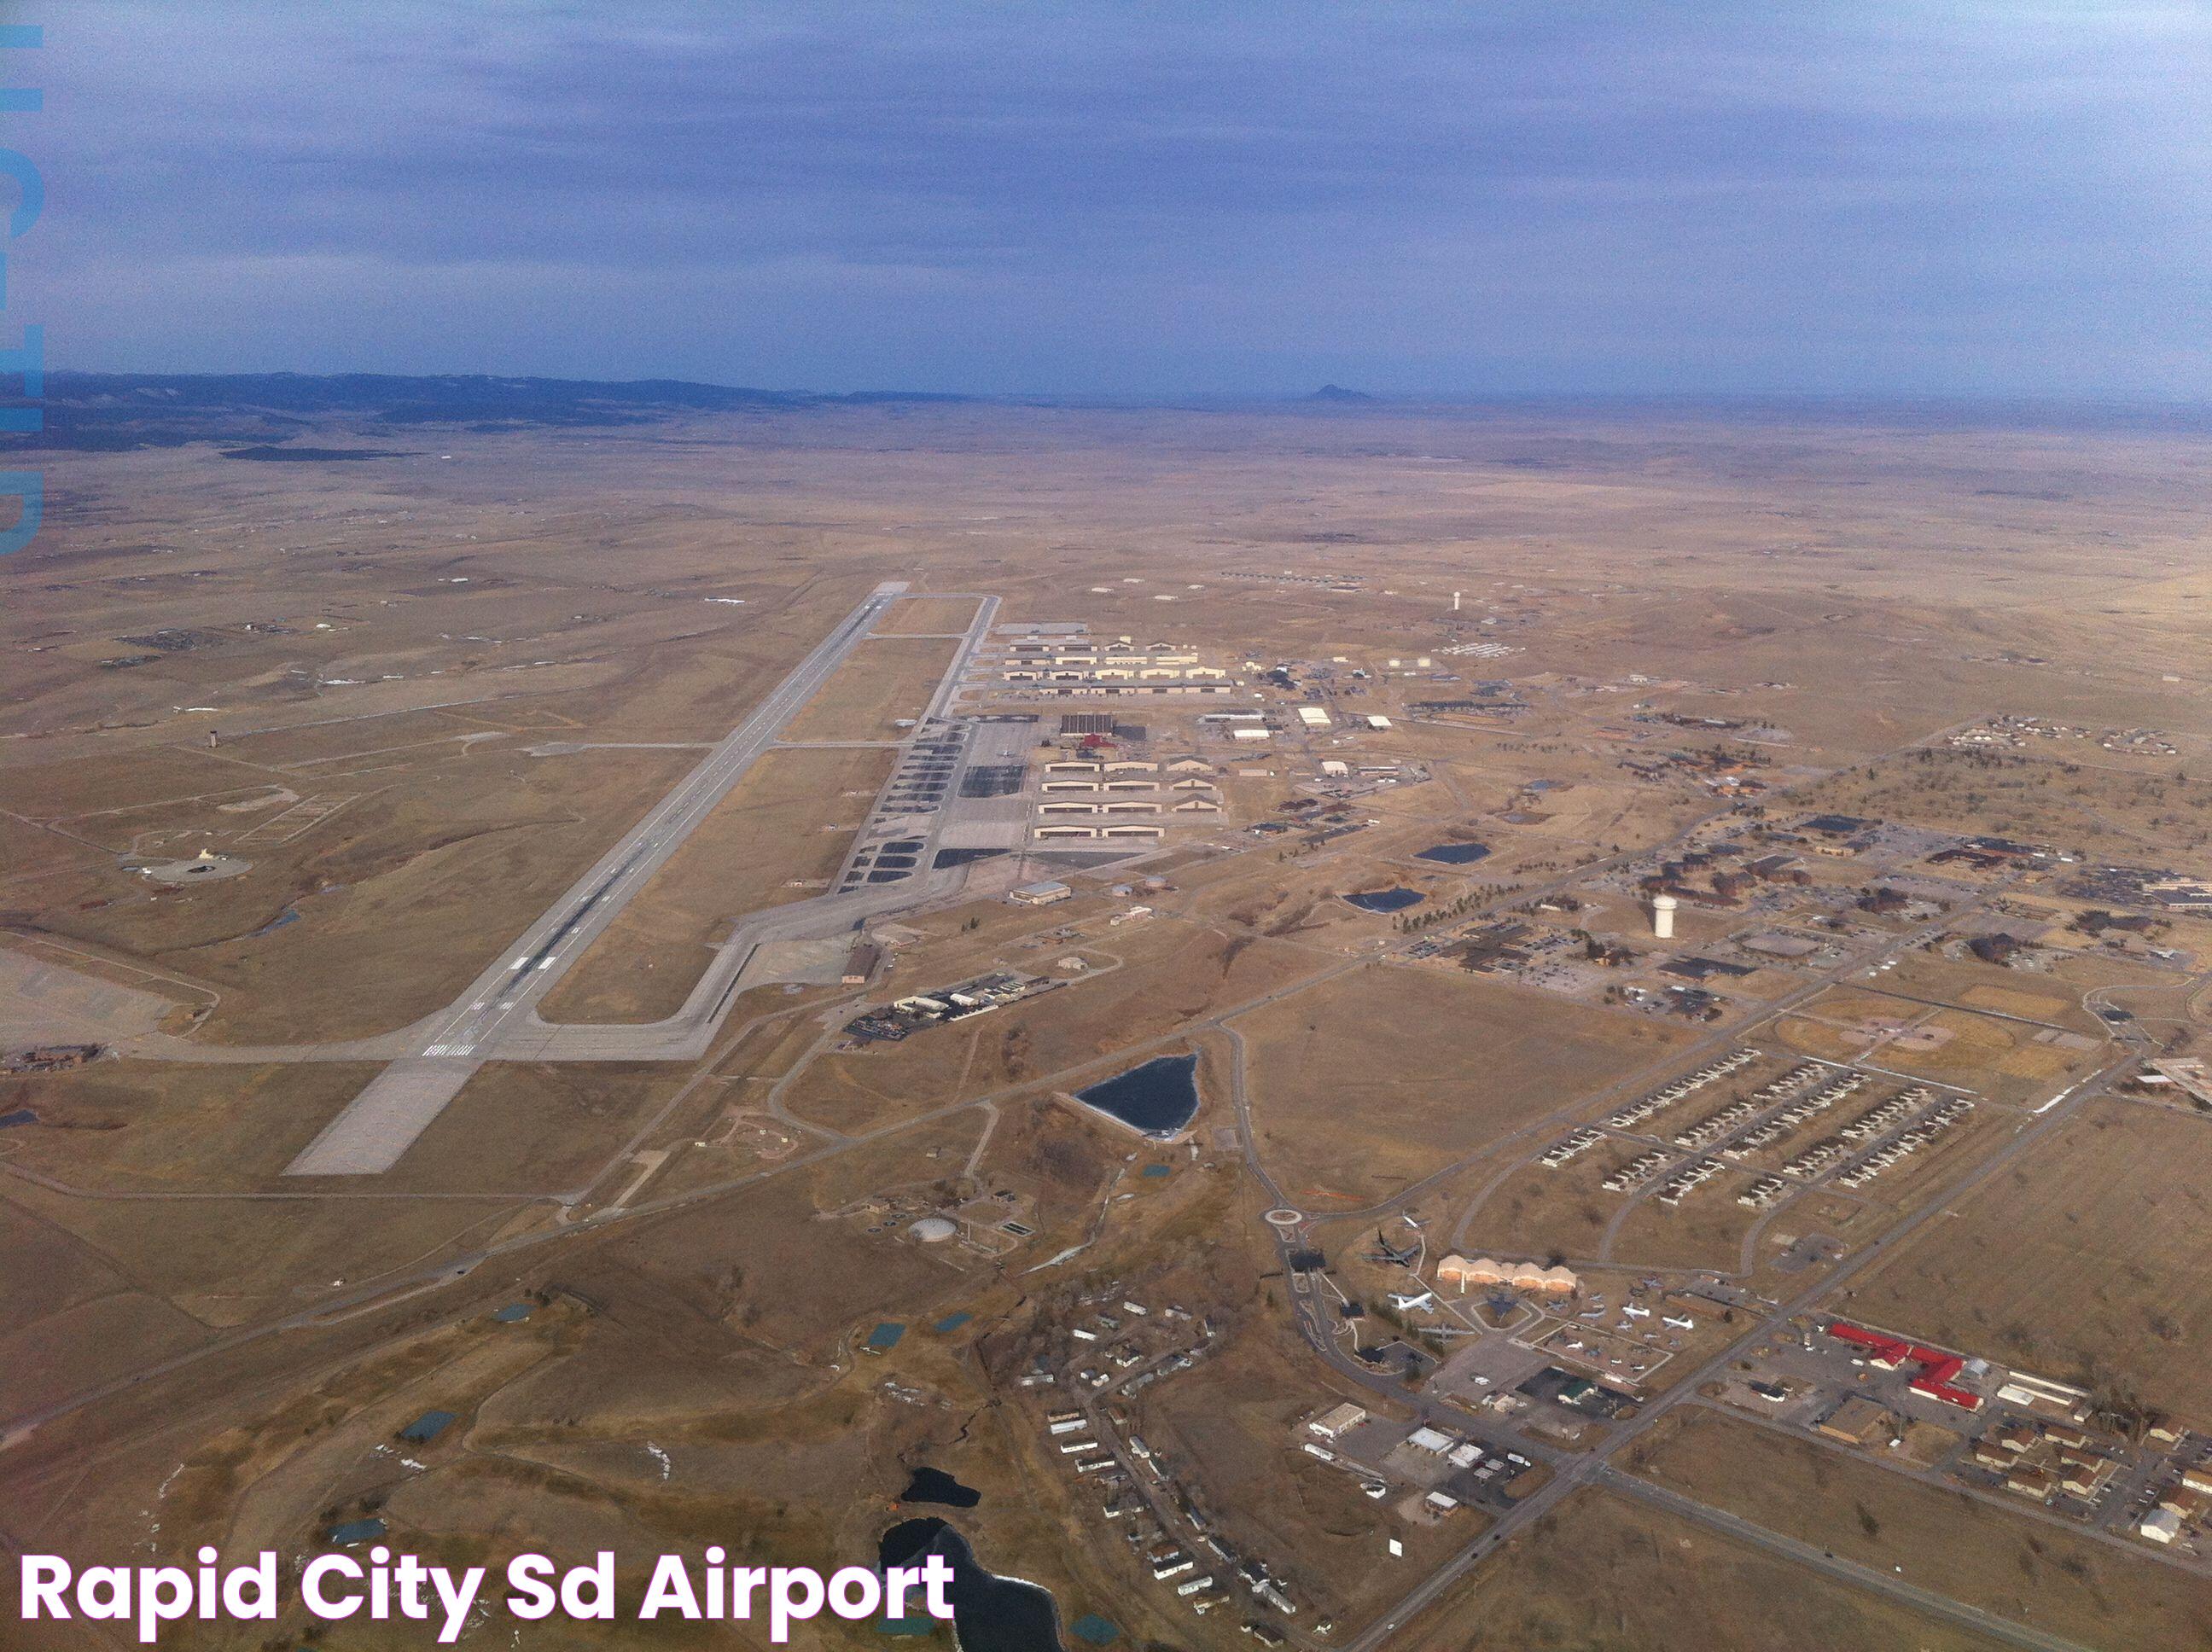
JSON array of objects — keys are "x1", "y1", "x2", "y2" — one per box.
[{"x1": 1306, "y1": 1402, "x2": 1367, "y2": 1441}]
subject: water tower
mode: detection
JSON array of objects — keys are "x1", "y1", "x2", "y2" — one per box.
[{"x1": 1650, "y1": 893, "x2": 1679, "y2": 939}]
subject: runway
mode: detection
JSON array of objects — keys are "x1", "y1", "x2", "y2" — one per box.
[{"x1": 287, "y1": 582, "x2": 1000, "y2": 1176}]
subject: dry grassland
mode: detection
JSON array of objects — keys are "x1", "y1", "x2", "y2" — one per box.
[
  {"x1": 1622, "y1": 1408, "x2": 2212, "y2": 1652},
  {"x1": 1849, "y1": 1098, "x2": 2212, "y2": 1419},
  {"x1": 19, "y1": 743, "x2": 700, "y2": 1044},
  {"x1": 539, "y1": 744, "x2": 895, "y2": 1023},
  {"x1": 561, "y1": 1112, "x2": 988, "y2": 1366},
  {"x1": 1393, "y1": 1486, "x2": 2011, "y2": 1652},
  {"x1": 870, "y1": 594, "x2": 981, "y2": 635},
  {"x1": 1, "y1": 1172, "x2": 527, "y2": 1333},
  {"x1": 0, "y1": 1059, "x2": 380, "y2": 1190},
  {"x1": 780, "y1": 634, "x2": 960, "y2": 741},
  {"x1": 1235, "y1": 965, "x2": 1692, "y2": 1209},
  {"x1": 1606, "y1": 1166, "x2": 1769, "y2": 1271},
  {"x1": 1456, "y1": 1155, "x2": 1619, "y2": 1264},
  {"x1": 393, "y1": 1061, "x2": 691, "y2": 1195}
]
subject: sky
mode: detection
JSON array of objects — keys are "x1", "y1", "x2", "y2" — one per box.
[{"x1": 12, "y1": 2, "x2": 2212, "y2": 398}]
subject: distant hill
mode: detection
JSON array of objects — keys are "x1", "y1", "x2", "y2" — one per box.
[
  {"x1": 3, "y1": 371, "x2": 977, "y2": 452},
  {"x1": 1306, "y1": 383, "x2": 1377, "y2": 404}
]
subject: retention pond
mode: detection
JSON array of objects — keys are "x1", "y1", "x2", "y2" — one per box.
[
  {"x1": 878, "y1": 1518, "x2": 1062, "y2": 1652},
  {"x1": 1342, "y1": 887, "x2": 1425, "y2": 913},
  {"x1": 1074, "y1": 1053, "x2": 1201, "y2": 1137}
]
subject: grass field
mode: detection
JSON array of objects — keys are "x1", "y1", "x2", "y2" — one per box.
[
  {"x1": 780, "y1": 634, "x2": 961, "y2": 741},
  {"x1": 0, "y1": 1164, "x2": 525, "y2": 1364},
  {"x1": 556, "y1": 1111, "x2": 991, "y2": 1364},
  {"x1": 1393, "y1": 1485, "x2": 2011, "y2": 1652},
  {"x1": 1622, "y1": 1408, "x2": 2212, "y2": 1651},
  {"x1": 22, "y1": 743, "x2": 701, "y2": 1044},
  {"x1": 1457, "y1": 1155, "x2": 1618, "y2": 1264},
  {"x1": 870, "y1": 595, "x2": 980, "y2": 635},
  {"x1": 1234, "y1": 965, "x2": 1694, "y2": 1210},
  {"x1": 0, "y1": 1059, "x2": 381, "y2": 1191},
  {"x1": 1773, "y1": 986, "x2": 2094, "y2": 1106},
  {"x1": 1848, "y1": 1097, "x2": 2212, "y2": 1420},
  {"x1": 538, "y1": 743, "x2": 894, "y2": 1023}
]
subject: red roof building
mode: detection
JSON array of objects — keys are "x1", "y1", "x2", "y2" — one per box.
[{"x1": 1827, "y1": 1322, "x2": 1983, "y2": 1411}]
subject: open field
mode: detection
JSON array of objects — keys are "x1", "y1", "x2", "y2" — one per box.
[
  {"x1": 7, "y1": 742, "x2": 702, "y2": 1044},
  {"x1": 1456, "y1": 1154, "x2": 1620, "y2": 1264},
  {"x1": 0, "y1": 1058, "x2": 381, "y2": 1190},
  {"x1": 1772, "y1": 986, "x2": 2102, "y2": 1106},
  {"x1": 779, "y1": 634, "x2": 961, "y2": 742},
  {"x1": 1605, "y1": 1163, "x2": 1771, "y2": 1271},
  {"x1": 536, "y1": 743, "x2": 896, "y2": 1023},
  {"x1": 1848, "y1": 1097, "x2": 2212, "y2": 1421},
  {"x1": 1623, "y1": 1407, "x2": 2212, "y2": 1651},
  {"x1": 870, "y1": 594, "x2": 981, "y2": 636},
  {"x1": 1394, "y1": 1486, "x2": 2012, "y2": 1652},
  {"x1": 1233, "y1": 965, "x2": 1694, "y2": 1209}
]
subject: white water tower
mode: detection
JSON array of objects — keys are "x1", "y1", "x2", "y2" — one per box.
[{"x1": 1650, "y1": 893, "x2": 1679, "y2": 939}]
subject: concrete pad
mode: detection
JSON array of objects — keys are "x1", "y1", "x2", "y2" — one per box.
[{"x1": 0, "y1": 949, "x2": 178, "y2": 1044}]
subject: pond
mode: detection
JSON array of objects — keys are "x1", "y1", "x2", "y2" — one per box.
[
  {"x1": 1415, "y1": 841, "x2": 1491, "y2": 865},
  {"x1": 1074, "y1": 1053, "x2": 1201, "y2": 1137},
  {"x1": 899, "y1": 1465, "x2": 982, "y2": 1509},
  {"x1": 1342, "y1": 887, "x2": 1425, "y2": 913},
  {"x1": 879, "y1": 1518, "x2": 1062, "y2": 1652}
]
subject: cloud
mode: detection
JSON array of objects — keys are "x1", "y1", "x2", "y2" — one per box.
[{"x1": 18, "y1": 0, "x2": 2212, "y2": 393}]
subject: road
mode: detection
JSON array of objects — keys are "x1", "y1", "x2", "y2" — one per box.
[{"x1": 1599, "y1": 1469, "x2": 2096, "y2": 1652}]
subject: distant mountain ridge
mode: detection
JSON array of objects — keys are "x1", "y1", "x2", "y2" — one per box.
[
  {"x1": 1307, "y1": 383, "x2": 1377, "y2": 403},
  {"x1": 4, "y1": 370, "x2": 978, "y2": 452}
]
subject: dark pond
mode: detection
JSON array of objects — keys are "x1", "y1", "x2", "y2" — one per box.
[
  {"x1": 879, "y1": 1518, "x2": 1062, "y2": 1652},
  {"x1": 899, "y1": 1465, "x2": 982, "y2": 1509},
  {"x1": 1415, "y1": 841, "x2": 1491, "y2": 865},
  {"x1": 1074, "y1": 1053, "x2": 1200, "y2": 1137},
  {"x1": 1342, "y1": 887, "x2": 1425, "y2": 913}
]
